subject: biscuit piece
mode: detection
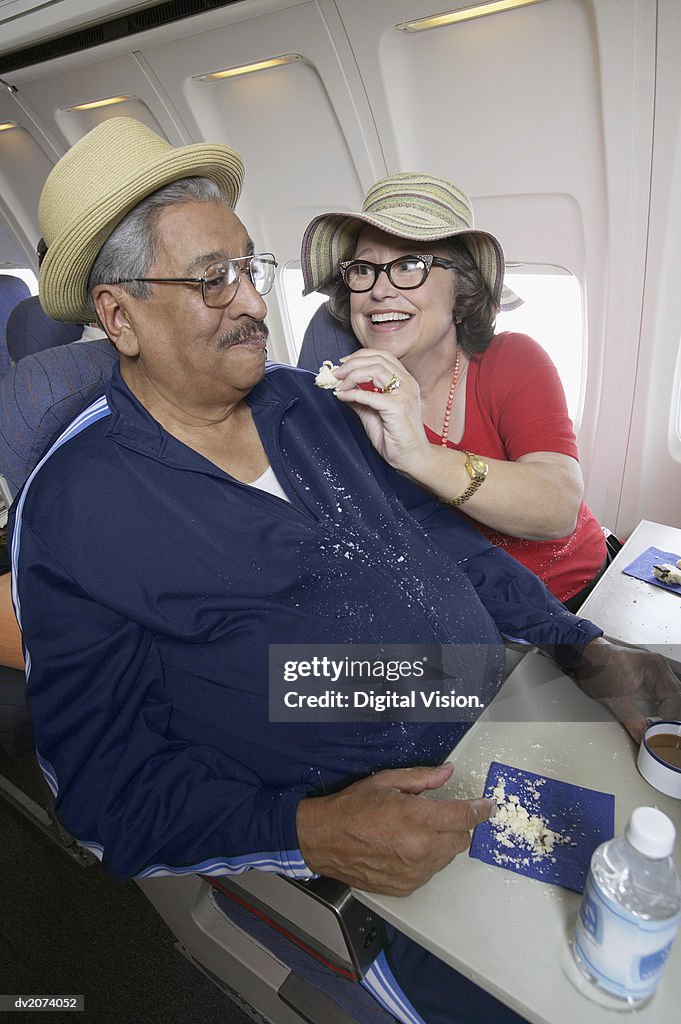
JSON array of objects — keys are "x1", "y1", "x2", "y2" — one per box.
[
  {"x1": 490, "y1": 777, "x2": 567, "y2": 862},
  {"x1": 653, "y1": 562, "x2": 681, "y2": 586},
  {"x1": 314, "y1": 360, "x2": 342, "y2": 390}
]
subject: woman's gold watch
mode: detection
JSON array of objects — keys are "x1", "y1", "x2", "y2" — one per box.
[{"x1": 446, "y1": 452, "x2": 489, "y2": 506}]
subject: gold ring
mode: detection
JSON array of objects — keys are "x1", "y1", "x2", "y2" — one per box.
[{"x1": 383, "y1": 374, "x2": 401, "y2": 393}]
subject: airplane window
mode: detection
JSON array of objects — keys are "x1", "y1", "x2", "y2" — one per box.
[
  {"x1": 281, "y1": 262, "x2": 583, "y2": 424},
  {"x1": 280, "y1": 262, "x2": 327, "y2": 360},
  {"x1": 497, "y1": 265, "x2": 583, "y2": 424}
]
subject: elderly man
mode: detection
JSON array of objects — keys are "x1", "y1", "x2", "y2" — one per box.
[{"x1": 8, "y1": 119, "x2": 681, "y2": 1024}]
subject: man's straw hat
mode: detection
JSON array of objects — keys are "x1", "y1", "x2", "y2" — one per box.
[
  {"x1": 301, "y1": 172, "x2": 522, "y2": 310},
  {"x1": 38, "y1": 117, "x2": 245, "y2": 323}
]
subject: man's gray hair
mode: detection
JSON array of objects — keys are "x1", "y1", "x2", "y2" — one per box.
[{"x1": 87, "y1": 177, "x2": 227, "y2": 317}]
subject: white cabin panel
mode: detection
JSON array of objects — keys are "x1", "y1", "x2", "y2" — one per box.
[
  {"x1": 331, "y1": 0, "x2": 657, "y2": 535},
  {"x1": 9, "y1": 57, "x2": 190, "y2": 148},
  {"x1": 0, "y1": 0, "x2": 155, "y2": 52},
  {"x1": 0, "y1": 117, "x2": 54, "y2": 268},
  {"x1": 617, "y1": 0, "x2": 681, "y2": 533},
  {"x1": 135, "y1": 1, "x2": 389, "y2": 356},
  {"x1": 0, "y1": 0, "x2": 676, "y2": 532},
  {"x1": 137, "y1": 3, "x2": 384, "y2": 235}
]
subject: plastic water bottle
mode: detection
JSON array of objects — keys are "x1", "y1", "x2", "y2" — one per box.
[{"x1": 570, "y1": 806, "x2": 681, "y2": 1009}]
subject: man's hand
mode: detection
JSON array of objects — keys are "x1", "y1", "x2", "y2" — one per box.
[
  {"x1": 572, "y1": 637, "x2": 681, "y2": 743},
  {"x1": 296, "y1": 763, "x2": 495, "y2": 896}
]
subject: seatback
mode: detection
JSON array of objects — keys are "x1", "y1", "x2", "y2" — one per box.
[
  {"x1": 0, "y1": 329, "x2": 392, "y2": 1022},
  {"x1": 0, "y1": 337, "x2": 118, "y2": 500},
  {"x1": 0, "y1": 336, "x2": 117, "y2": 729},
  {"x1": 0, "y1": 334, "x2": 115, "y2": 858},
  {"x1": 0, "y1": 275, "x2": 31, "y2": 378},
  {"x1": 296, "y1": 302, "x2": 358, "y2": 372},
  {"x1": 6, "y1": 296, "x2": 82, "y2": 363}
]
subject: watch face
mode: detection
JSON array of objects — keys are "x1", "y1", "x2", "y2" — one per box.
[{"x1": 470, "y1": 456, "x2": 488, "y2": 479}]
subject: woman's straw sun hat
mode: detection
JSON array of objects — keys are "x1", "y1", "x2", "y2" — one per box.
[
  {"x1": 301, "y1": 172, "x2": 521, "y2": 310},
  {"x1": 38, "y1": 117, "x2": 245, "y2": 323}
]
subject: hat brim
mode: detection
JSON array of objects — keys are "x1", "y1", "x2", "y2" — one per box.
[
  {"x1": 300, "y1": 210, "x2": 522, "y2": 311},
  {"x1": 40, "y1": 142, "x2": 244, "y2": 323}
]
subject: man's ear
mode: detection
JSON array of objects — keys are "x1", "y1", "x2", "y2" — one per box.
[{"x1": 91, "y1": 285, "x2": 140, "y2": 356}]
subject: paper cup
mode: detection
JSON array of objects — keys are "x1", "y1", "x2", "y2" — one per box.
[{"x1": 637, "y1": 720, "x2": 681, "y2": 799}]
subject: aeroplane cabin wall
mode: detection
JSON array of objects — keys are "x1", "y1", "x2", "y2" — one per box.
[
  {"x1": 0, "y1": 111, "x2": 54, "y2": 270},
  {"x1": 0, "y1": 0, "x2": 387, "y2": 360},
  {"x1": 0, "y1": 0, "x2": 674, "y2": 535},
  {"x1": 617, "y1": 0, "x2": 681, "y2": 534},
  {"x1": 333, "y1": 0, "x2": 658, "y2": 536},
  {"x1": 136, "y1": 0, "x2": 388, "y2": 355}
]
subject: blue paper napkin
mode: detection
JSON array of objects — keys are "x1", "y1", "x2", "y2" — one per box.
[
  {"x1": 469, "y1": 761, "x2": 615, "y2": 892},
  {"x1": 622, "y1": 546, "x2": 681, "y2": 595}
]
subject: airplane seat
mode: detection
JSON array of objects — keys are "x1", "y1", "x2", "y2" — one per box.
[
  {"x1": 0, "y1": 275, "x2": 31, "y2": 378},
  {"x1": 138, "y1": 871, "x2": 396, "y2": 1024},
  {"x1": 0, "y1": 328, "x2": 392, "y2": 1022},
  {"x1": 6, "y1": 296, "x2": 83, "y2": 363},
  {"x1": 0, "y1": 664, "x2": 30, "y2": 755},
  {"x1": 0, "y1": 646, "x2": 92, "y2": 860},
  {"x1": 0, "y1": 336, "x2": 118, "y2": 499},
  {"x1": 0, "y1": 336, "x2": 117, "y2": 859},
  {"x1": 296, "y1": 301, "x2": 358, "y2": 372},
  {"x1": 0, "y1": 305, "x2": 532, "y2": 1023},
  {"x1": 207, "y1": 875, "x2": 395, "y2": 1023}
]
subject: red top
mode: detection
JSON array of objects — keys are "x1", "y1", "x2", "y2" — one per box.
[{"x1": 423, "y1": 332, "x2": 606, "y2": 602}]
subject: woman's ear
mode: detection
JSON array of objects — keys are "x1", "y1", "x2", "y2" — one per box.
[{"x1": 91, "y1": 285, "x2": 140, "y2": 356}]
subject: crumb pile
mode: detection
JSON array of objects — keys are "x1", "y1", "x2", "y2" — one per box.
[
  {"x1": 653, "y1": 559, "x2": 681, "y2": 586},
  {"x1": 489, "y1": 776, "x2": 568, "y2": 868}
]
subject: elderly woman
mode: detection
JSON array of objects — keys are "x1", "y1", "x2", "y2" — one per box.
[{"x1": 299, "y1": 173, "x2": 611, "y2": 608}]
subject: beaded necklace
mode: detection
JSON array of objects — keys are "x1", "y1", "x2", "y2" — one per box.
[{"x1": 440, "y1": 346, "x2": 461, "y2": 446}]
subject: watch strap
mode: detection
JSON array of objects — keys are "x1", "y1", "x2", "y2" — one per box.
[{"x1": 443, "y1": 451, "x2": 488, "y2": 507}]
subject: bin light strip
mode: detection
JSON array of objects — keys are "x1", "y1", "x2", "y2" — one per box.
[
  {"x1": 65, "y1": 95, "x2": 132, "y2": 111},
  {"x1": 396, "y1": 0, "x2": 544, "y2": 32},
  {"x1": 196, "y1": 54, "x2": 303, "y2": 81}
]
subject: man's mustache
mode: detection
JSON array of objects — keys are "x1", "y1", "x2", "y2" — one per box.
[{"x1": 218, "y1": 319, "x2": 269, "y2": 351}]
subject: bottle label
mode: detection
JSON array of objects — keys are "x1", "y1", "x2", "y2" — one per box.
[{"x1": 574, "y1": 871, "x2": 681, "y2": 1000}]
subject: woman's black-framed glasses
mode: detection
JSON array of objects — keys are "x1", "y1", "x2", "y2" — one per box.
[
  {"x1": 339, "y1": 254, "x2": 456, "y2": 293},
  {"x1": 111, "y1": 253, "x2": 278, "y2": 308}
]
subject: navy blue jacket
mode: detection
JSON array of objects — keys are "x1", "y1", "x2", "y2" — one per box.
[{"x1": 10, "y1": 363, "x2": 600, "y2": 879}]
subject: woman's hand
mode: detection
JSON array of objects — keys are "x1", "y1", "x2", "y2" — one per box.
[
  {"x1": 328, "y1": 348, "x2": 584, "y2": 541},
  {"x1": 332, "y1": 349, "x2": 432, "y2": 474}
]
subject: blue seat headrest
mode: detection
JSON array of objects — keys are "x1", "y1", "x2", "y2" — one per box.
[
  {"x1": 0, "y1": 275, "x2": 31, "y2": 379},
  {"x1": 296, "y1": 302, "x2": 359, "y2": 373},
  {"x1": 0, "y1": 338, "x2": 118, "y2": 498},
  {"x1": 6, "y1": 297, "x2": 82, "y2": 363}
]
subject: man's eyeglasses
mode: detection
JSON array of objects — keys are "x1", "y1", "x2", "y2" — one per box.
[
  {"x1": 110, "y1": 253, "x2": 278, "y2": 308},
  {"x1": 339, "y1": 254, "x2": 456, "y2": 293}
]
